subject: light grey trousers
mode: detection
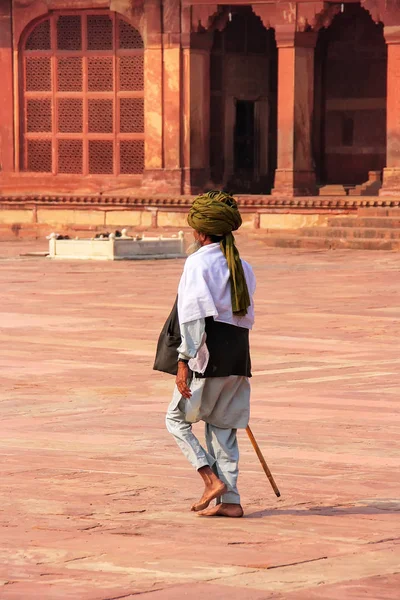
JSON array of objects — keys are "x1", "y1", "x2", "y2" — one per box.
[{"x1": 166, "y1": 390, "x2": 240, "y2": 505}]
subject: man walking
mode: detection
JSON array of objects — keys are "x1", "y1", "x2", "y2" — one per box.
[{"x1": 166, "y1": 191, "x2": 256, "y2": 518}]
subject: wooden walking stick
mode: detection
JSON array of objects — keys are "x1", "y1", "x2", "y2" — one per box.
[{"x1": 246, "y1": 425, "x2": 281, "y2": 497}]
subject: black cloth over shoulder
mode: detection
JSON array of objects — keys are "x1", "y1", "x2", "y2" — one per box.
[
  {"x1": 153, "y1": 297, "x2": 181, "y2": 376},
  {"x1": 153, "y1": 299, "x2": 251, "y2": 379}
]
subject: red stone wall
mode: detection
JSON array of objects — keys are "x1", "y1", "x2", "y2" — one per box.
[{"x1": 0, "y1": 1, "x2": 399, "y2": 200}]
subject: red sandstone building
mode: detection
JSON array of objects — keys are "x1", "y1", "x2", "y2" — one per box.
[{"x1": 1, "y1": 0, "x2": 400, "y2": 238}]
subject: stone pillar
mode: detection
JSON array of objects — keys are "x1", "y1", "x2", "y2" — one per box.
[
  {"x1": 272, "y1": 28, "x2": 317, "y2": 197},
  {"x1": 142, "y1": 0, "x2": 164, "y2": 191},
  {"x1": 163, "y1": 43, "x2": 183, "y2": 192},
  {"x1": 381, "y1": 26, "x2": 400, "y2": 196},
  {"x1": 182, "y1": 32, "x2": 212, "y2": 194},
  {"x1": 142, "y1": 0, "x2": 183, "y2": 194},
  {"x1": 0, "y1": 0, "x2": 14, "y2": 174},
  {"x1": 162, "y1": 0, "x2": 183, "y2": 193}
]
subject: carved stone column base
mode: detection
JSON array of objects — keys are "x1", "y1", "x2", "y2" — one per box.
[
  {"x1": 380, "y1": 168, "x2": 400, "y2": 196},
  {"x1": 272, "y1": 169, "x2": 317, "y2": 197},
  {"x1": 141, "y1": 169, "x2": 183, "y2": 194}
]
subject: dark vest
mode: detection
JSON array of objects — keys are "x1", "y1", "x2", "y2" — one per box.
[
  {"x1": 153, "y1": 298, "x2": 251, "y2": 378},
  {"x1": 196, "y1": 317, "x2": 251, "y2": 378}
]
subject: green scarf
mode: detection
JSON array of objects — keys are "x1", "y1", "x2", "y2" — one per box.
[{"x1": 187, "y1": 191, "x2": 250, "y2": 316}]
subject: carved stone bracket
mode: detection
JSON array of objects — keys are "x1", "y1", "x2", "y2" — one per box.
[
  {"x1": 361, "y1": 0, "x2": 383, "y2": 23},
  {"x1": 304, "y1": 2, "x2": 341, "y2": 31},
  {"x1": 188, "y1": 2, "x2": 341, "y2": 35},
  {"x1": 361, "y1": 0, "x2": 400, "y2": 26},
  {"x1": 251, "y1": 3, "x2": 278, "y2": 30},
  {"x1": 191, "y1": 5, "x2": 219, "y2": 32},
  {"x1": 251, "y1": 2, "x2": 340, "y2": 33}
]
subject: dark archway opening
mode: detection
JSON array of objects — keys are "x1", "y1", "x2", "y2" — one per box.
[
  {"x1": 234, "y1": 100, "x2": 255, "y2": 171},
  {"x1": 314, "y1": 3, "x2": 387, "y2": 188},
  {"x1": 209, "y1": 6, "x2": 277, "y2": 194}
]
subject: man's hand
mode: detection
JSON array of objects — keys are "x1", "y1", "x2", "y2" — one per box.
[{"x1": 176, "y1": 361, "x2": 192, "y2": 399}]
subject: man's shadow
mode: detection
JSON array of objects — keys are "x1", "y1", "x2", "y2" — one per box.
[{"x1": 246, "y1": 500, "x2": 400, "y2": 518}]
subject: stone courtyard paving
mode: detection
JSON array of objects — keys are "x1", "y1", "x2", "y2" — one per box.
[{"x1": 0, "y1": 235, "x2": 399, "y2": 600}]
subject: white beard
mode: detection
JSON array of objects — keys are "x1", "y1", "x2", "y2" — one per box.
[{"x1": 186, "y1": 240, "x2": 202, "y2": 256}]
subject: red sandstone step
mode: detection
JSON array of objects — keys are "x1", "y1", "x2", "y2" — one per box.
[
  {"x1": 328, "y1": 216, "x2": 400, "y2": 228},
  {"x1": 301, "y1": 227, "x2": 400, "y2": 240},
  {"x1": 357, "y1": 208, "x2": 400, "y2": 217},
  {"x1": 258, "y1": 234, "x2": 400, "y2": 251},
  {"x1": 258, "y1": 234, "x2": 329, "y2": 250}
]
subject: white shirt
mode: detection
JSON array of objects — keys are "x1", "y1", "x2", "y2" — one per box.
[{"x1": 177, "y1": 243, "x2": 256, "y2": 330}]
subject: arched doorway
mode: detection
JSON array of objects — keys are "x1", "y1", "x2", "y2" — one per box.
[
  {"x1": 314, "y1": 3, "x2": 387, "y2": 188},
  {"x1": 20, "y1": 11, "x2": 144, "y2": 177},
  {"x1": 209, "y1": 6, "x2": 277, "y2": 193}
]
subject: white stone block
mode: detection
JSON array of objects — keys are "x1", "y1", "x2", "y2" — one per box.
[{"x1": 48, "y1": 233, "x2": 186, "y2": 261}]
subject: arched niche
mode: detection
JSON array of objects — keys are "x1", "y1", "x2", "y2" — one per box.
[
  {"x1": 314, "y1": 3, "x2": 387, "y2": 186},
  {"x1": 19, "y1": 11, "x2": 145, "y2": 177}
]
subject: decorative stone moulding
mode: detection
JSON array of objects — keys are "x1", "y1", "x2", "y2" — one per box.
[
  {"x1": 48, "y1": 230, "x2": 186, "y2": 260},
  {"x1": 1, "y1": 195, "x2": 400, "y2": 210},
  {"x1": 0, "y1": 194, "x2": 400, "y2": 212}
]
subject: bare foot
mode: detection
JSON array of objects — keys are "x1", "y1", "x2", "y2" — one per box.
[
  {"x1": 191, "y1": 466, "x2": 227, "y2": 512},
  {"x1": 197, "y1": 503, "x2": 244, "y2": 518},
  {"x1": 191, "y1": 481, "x2": 227, "y2": 512}
]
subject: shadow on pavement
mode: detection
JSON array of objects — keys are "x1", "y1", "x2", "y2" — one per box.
[{"x1": 246, "y1": 500, "x2": 400, "y2": 518}]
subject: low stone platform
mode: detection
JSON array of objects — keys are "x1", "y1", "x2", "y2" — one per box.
[
  {"x1": 48, "y1": 231, "x2": 185, "y2": 261},
  {"x1": 0, "y1": 237, "x2": 399, "y2": 598}
]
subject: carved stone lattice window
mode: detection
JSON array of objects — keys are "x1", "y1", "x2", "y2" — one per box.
[{"x1": 21, "y1": 11, "x2": 144, "y2": 175}]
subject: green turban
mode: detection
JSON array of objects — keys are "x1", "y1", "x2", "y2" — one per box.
[{"x1": 187, "y1": 190, "x2": 250, "y2": 316}]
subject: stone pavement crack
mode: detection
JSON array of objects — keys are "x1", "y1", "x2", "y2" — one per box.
[
  {"x1": 101, "y1": 590, "x2": 166, "y2": 600},
  {"x1": 109, "y1": 532, "x2": 143, "y2": 536},
  {"x1": 267, "y1": 556, "x2": 329, "y2": 570},
  {"x1": 102, "y1": 595, "x2": 139, "y2": 600},
  {"x1": 105, "y1": 488, "x2": 138, "y2": 496},
  {"x1": 366, "y1": 536, "x2": 400, "y2": 545},
  {"x1": 64, "y1": 555, "x2": 100, "y2": 563},
  {"x1": 79, "y1": 524, "x2": 102, "y2": 531},
  {"x1": 227, "y1": 541, "x2": 266, "y2": 545},
  {"x1": 202, "y1": 569, "x2": 260, "y2": 585},
  {"x1": 102, "y1": 595, "x2": 140, "y2": 600}
]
